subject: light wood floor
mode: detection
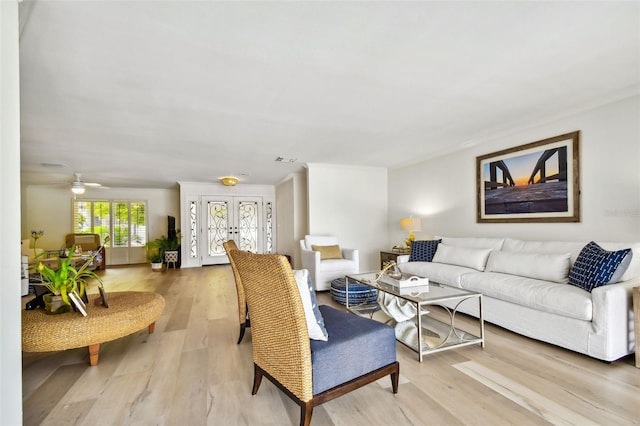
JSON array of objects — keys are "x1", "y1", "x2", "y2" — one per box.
[{"x1": 22, "y1": 264, "x2": 640, "y2": 426}]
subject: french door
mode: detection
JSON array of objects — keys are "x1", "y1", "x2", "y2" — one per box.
[{"x1": 200, "y1": 196, "x2": 265, "y2": 265}]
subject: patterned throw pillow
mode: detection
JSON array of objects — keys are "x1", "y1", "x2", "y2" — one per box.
[
  {"x1": 292, "y1": 269, "x2": 328, "y2": 340},
  {"x1": 409, "y1": 239, "x2": 442, "y2": 262},
  {"x1": 307, "y1": 273, "x2": 328, "y2": 339},
  {"x1": 568, "y1": 241, "x2": 632, "y2": 292}
]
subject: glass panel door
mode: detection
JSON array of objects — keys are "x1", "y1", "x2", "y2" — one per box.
[
  {"x1": 200, "y1": 196, "x2": 263, "y2": 264},
  {"x1": 201, "y1": 197, "x2": 233, "y2": 265},
  {"x1": 237, "y1": 200, "x2": 260, "y2": 252}
]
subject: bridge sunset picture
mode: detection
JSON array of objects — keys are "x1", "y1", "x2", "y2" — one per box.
[{"x1": 477, "y1": 131, "x2": 580, "y2": 223}]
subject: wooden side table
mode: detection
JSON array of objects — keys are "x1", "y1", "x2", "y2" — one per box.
[
  {"x1": 633, "y1": 286, "x2": 639, "y2": 368},
  {"x1": 380, "y1": 250, "x2": 409, "y2": 269}
]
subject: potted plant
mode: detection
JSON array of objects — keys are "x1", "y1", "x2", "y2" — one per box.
[
  {"x1": 147, "y1": 243, "x2": 162, "y2": 271},
  {"x1": 146, "y1": 244, "x2": 164, "y2": 271},
  {"x1": 36, "y1": 238, "x2": 108, "y2": 314},
  {"x1": 148, "y1": 230, "x2": 181, "y2": 270},
  {"x1": 163, "y1": 229, "x2": 181, "y2": 268}
]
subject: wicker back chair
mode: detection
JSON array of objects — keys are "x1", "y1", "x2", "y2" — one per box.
[
  {"x1": 223, "y1": 240, "x2": 249, "y2": 344},
  {"x1": 230, "y1": 250, "x2": 399, "y2": 426}
]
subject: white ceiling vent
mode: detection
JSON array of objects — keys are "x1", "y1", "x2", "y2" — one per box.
[{"x1": 275, "y1": 156, "x2": 297, "y2": 163}]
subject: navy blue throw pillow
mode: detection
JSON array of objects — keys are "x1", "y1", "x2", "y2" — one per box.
[
  {"x1": 568, "y1": 241, "x2": 632, "y2": 292},
  {"x1": 409, "y1": 239, "x2": 441, "y2": 262}
]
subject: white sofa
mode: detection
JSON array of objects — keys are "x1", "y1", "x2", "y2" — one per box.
[{"x1": 397, "y1": 236, "x2": 639, "y2": 362}]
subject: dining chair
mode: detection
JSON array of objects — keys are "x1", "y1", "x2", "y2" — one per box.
[
  {"x1": 229, "y1": 250, "x2": 399, "y2": 426},
  {"x1": 223, "y1": 239, "x2": 249, "y2": 344}
]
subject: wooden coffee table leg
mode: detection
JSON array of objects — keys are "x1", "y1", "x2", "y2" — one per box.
[
  {"x1": 88, "y1": 343, "x2": 100, "y2": 366},
  {"x1": 148, "y1": 322, "x2": 156, "y2": 334}
]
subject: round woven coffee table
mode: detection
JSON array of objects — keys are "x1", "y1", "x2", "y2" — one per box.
[{"x1": 22, "y1": 291, "x2": 165, "y2": 366}]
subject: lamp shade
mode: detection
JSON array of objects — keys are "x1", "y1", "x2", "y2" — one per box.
[{"x1": 400, "y1": 217, "x2": 421, "y2": 232}]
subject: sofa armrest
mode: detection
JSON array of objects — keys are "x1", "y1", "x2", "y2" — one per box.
[
  {"x1": 396, "y1": 255, "x2": 410, "y2": 264},
  {"x1": 342, "y1": 248, "x2": 358, "y2": 261},
  {"x1": 300, "y1": 247, "x2": 321, "y2": 278},
  {"x1": 591, "y1": 279, "x2": 639, "y2": 337},
  {"x1": 342, "y1": 248, "x2": 359, "y2": 273}
]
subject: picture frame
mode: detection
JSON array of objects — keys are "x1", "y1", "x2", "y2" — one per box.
[
  {"x1": 476, "y1": 131, "x2": 580, "y2": 223},
  {"x1": 69, "y1": 291, "x2": 88, "y2": 316},
  {"x1": 98, "y1": 286, "x2": 110, "y2": 308}
]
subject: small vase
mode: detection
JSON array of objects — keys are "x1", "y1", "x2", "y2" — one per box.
[{"x1": 43, "y1": 294, "x2": 71, "y2": 315}]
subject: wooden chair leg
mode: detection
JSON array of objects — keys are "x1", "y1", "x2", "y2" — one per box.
[
  {"x1": 237, "y1": 323, "x2": 247, "y2": 344},
  {"x1": 391, "y1": 364, "x2": 400, "y2": 394},
  {"x1": 300, "y1": 401, "x2": 313, "y2": 426},
  {"x1": 88, "y1": 343, "x2": 100, "y2": 366},
  {"x1": 148, "y1": 321, "x2": 156, "y2": 334},
  {"x1": 251, "y1": 364, "x2": 263, "y2": 395}
]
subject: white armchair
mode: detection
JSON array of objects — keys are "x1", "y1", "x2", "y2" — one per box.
[{"x1": 299, "y1": 235, "x2": 359, "y2": 291}]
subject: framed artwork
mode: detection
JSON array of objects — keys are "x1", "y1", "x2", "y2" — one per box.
[
  {"x1": 476, "y1": 131, "x2": 580, "y2": 223},
  {"x1": 98, "y1": 286, "x2": 110, "y2": 308},
  {"x1": 69, "y1": 291, "x2": 88, "y2": 316}
]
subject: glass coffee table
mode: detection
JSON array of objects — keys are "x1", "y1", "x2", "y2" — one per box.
[{"x1": 345, "y1": 272, "x2": 485, "y2": 362}]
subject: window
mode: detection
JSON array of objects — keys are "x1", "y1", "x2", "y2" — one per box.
[{"x1": 73, "y1": 200, "x2": 147, "y2": 247}]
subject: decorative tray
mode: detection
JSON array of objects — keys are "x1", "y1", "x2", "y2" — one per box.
[
  {"x1": 395, "y1": 284, "x2": 431, "y2": 296},
  {"x1": 379, "y1": 273, "x2": 429, "y2": 288}
]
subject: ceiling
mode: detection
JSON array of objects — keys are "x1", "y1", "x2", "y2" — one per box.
[{"x1": 18, "y1": 1, "x2": 640, "y2": 190}]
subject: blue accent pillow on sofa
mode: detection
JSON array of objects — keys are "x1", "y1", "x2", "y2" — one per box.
[
  {"x1": 568, "y1": 241, "x2": 632, "y2": 292},
  {"x1": 409, "y1": 239, "x2": 441, "y2": 262}
]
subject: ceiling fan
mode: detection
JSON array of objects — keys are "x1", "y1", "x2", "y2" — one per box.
[{"x1": 71, "y1": 173, "x2": 105, "y2": 194}]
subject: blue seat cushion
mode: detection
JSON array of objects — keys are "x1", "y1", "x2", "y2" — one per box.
[{"x1": 310, "y1": 305, "x2": 396, "y2": 395}]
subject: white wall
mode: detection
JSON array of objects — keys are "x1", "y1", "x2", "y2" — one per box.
[
  {"x1": 275, "y1": 172, "x2": 308, "y2": 269},
  {"x1": 307, "y1": 163, "x2": 388, "y2": 272},
  {"x1": 389, "y1": 95, "x2": 640, "y2": 245},
  {"x1": 22, "y1": 186, "x2": 180, "y2": 264},
  {"x1": 1, "y1": 1, "x2": 23, "y2": 423}
]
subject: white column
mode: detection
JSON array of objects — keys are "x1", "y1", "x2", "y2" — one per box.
[{"x1": 0, "y1": 1, "x2": 24, "y2": 423}]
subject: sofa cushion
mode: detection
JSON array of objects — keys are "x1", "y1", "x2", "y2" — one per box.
[
  {"x1": 503, "y1": 238, "x2": 640, "y2": 282},
  {"x1": 432, "y1": 244, "x2": 492, "y2": 272},
  {"x1": 310, "y1": 305, "x2": 396, "y2": 395},
  {"x1": 318, "y1": 258, "x2": 357, "y2": 274},
  {"x1": 437, "y1": 236, "x2": 505, "y2": 250},
  {"x1": 460, "y1": 272, "x2": 593, "y2": 321},
  {"x1": 568, "y1": 242, "x2": 632, "y2": 292},
  {"x1": 398, "y1": 261, "x2": 475, "y2": 287},
  {"x1": 486, "y1": 251, "x2": 571, "y2": 283},
  {"x1": 502, "y1": 238, "x2": 585, "y2": 261},
  {"x1": 409, "y1": 239, "x2": 441, "y2": 262}
]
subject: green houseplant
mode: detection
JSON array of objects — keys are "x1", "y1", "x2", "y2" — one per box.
[
  {"x1": 36, "y1": 236, "x2": 109, "y2": 314},
  {"x1": 147, "y1": 244, "x2": 164, "y2": 271},
  {"x1": 147, "y1": 230, "x2": 181, "y2": 270}
]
